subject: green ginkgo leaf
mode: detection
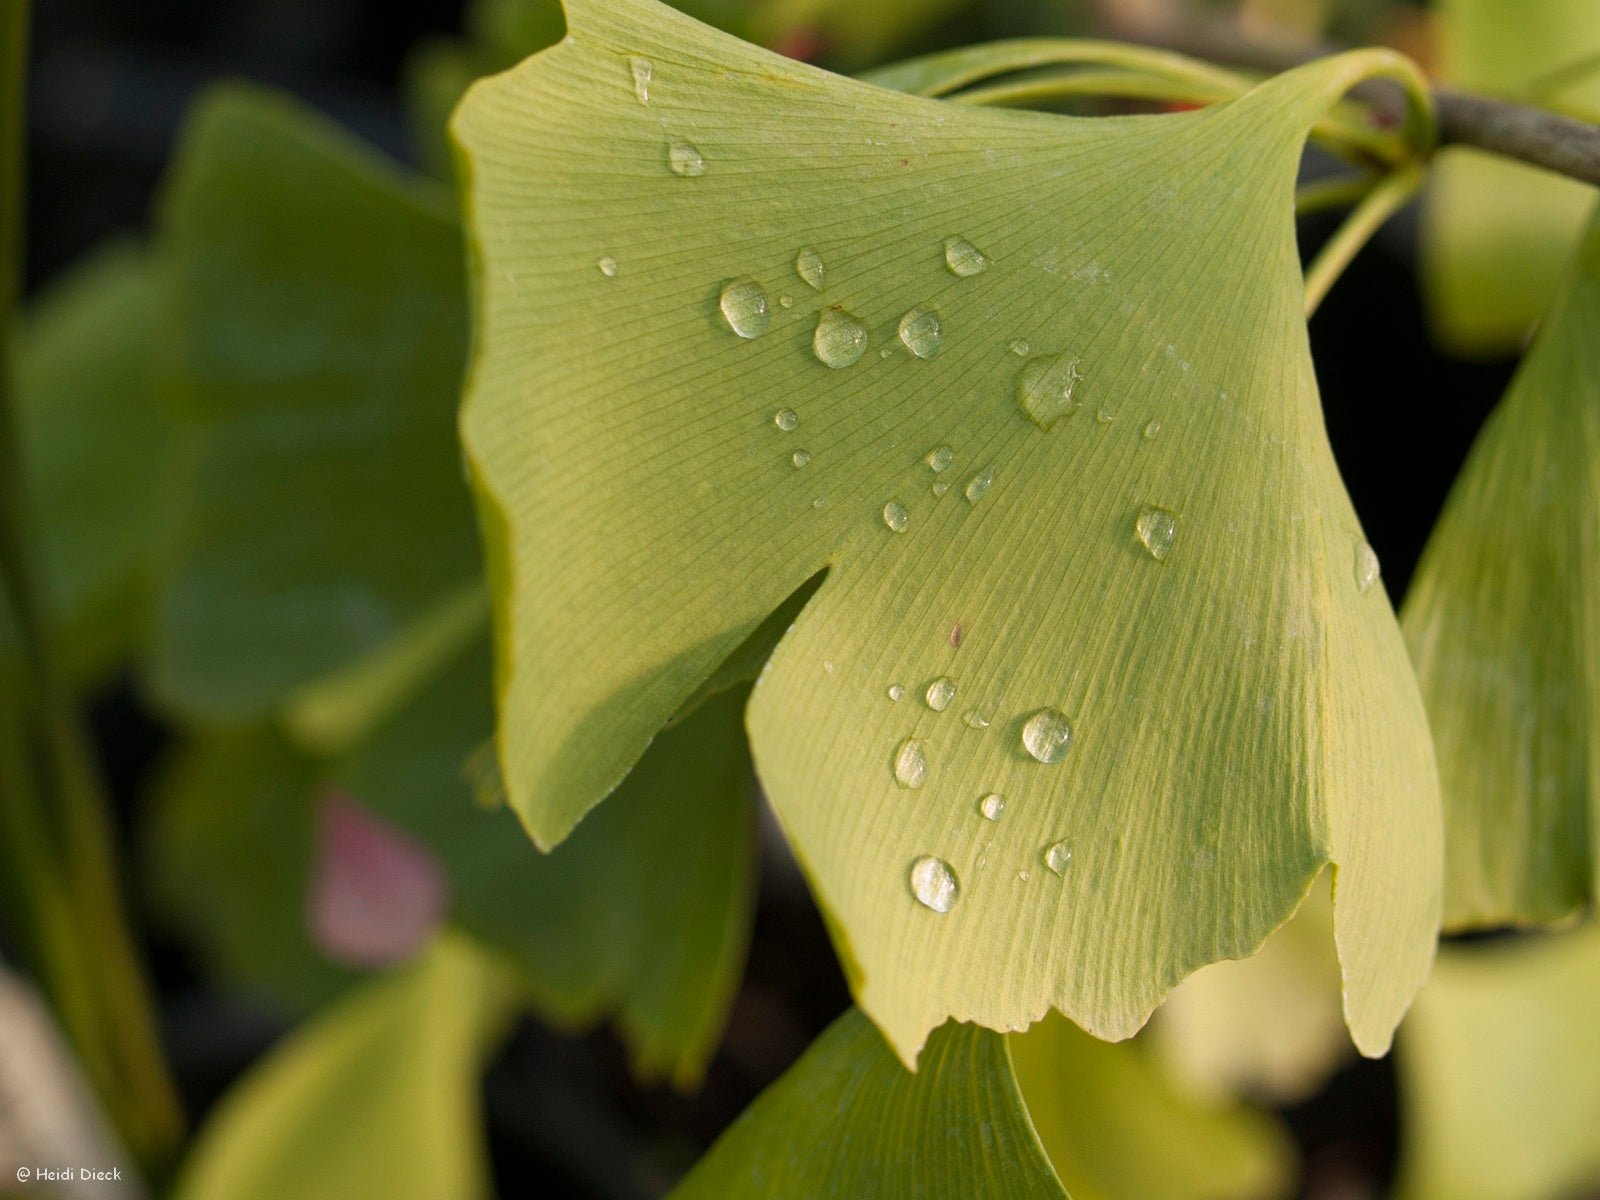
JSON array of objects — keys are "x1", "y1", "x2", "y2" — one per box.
[
  {"x1": 453, "y1": 0, "x2": 1441, "y2": 1062},
  {"x1": 173, "y1": 934, "x2": 516, "y2": 1200},
  {"x1": 1394, "y1": 924, "x2": 1600, "y2": 1200},
  {"x1": 151, "y1": 83, "x2": 479, "y2": 722},
  {"x1": 1403, "y1": 208, "x2": 1600, "y2": 927},
  {"x1": 1420, "y1": 0, "x2": 1600, "y2": 356}
]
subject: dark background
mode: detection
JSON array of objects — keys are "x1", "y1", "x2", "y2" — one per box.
[{"x1": 21, "y1": 2, "x2": 1516, "y2": 1197}]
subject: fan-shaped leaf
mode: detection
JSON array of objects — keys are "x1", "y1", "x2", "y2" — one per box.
[{"x1": 453, "y1": 0, "x2": 1441, "y2": 1060}]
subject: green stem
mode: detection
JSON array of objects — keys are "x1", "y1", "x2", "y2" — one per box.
[
  {"x1": 1294, "y1": 173, "x2": 1380, "y2": 216},
  {"x1": 0, "y1": 0, "x2": 183, "y2": 1174},
  {"x1": 1302, "y1": 162, "x2": 1423, "y2": 317}
]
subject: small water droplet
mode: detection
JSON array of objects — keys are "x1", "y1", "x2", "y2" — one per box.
[
  {"x1": 1021, "y1": 708, "x2": 1073, "y2": 763},
  {"x1": 882, "y1": 500, "x2": 909, "y2": 533},
  {"x1": 1143, "y1": 418, "x2": 1162, "y2": 441},
  {"x1": 909, "y1": 855, "x2": 959, "y2": 912},
  {"x1": 1096, "y1": 409, "x2": 1115, "y2": 424},
  {"x1": 1355, "y1": 540, "x2": 1381, "y2": 593},
  {"x1": 1016, "y1": 352, "x2": 1084, "y2": 430},
  {"x1": 888, "y1": 684, "x2": 905, "y2": 702},
  {"x1": 944, "y1": 236, "x2": 989, "y2": 277},
  {"x1": 1009, "y1": 339, "x2": 1031, "y2": 356},
  {"x1": 790, "y1": 449, "x2": 812, "y2": 469},
  {"x1": 628, "y1": 56, "x2": 653, "y2": 104},
  {"x1": 897, "y1": 307, "x2": 944, "y2": 359},
  {"x1": 812, "y1": 496, "x2": 826, "y2": 509},
  {"x1": 796, "y1": 248, "x2": 826, "y2": 290},
  {"x1": 1135, "y1": 505, "x2": 1179, "y2": 561},
  {"x1": 962, "y1": 709, "x2": 990, "y2": 730},
  {"x1": 720, "y1": 279, "x2": 770, "y2": 338},
  {"x1": 925, "y1": 445, "x2": 954, "y2": 473},
  {"x1": 979, "y1": 793, "x2": 1005, "y2": 821},
  {"x1": 597, "y1": 256, "x2": 619, "y2": 277},
  {"x1": 823, "y1": 660, "x2": 835, "y2": 673},
  {"x1": 949, "y1": 623, "x2": 962, "y2": 648},
  {"x1": 813, "y1": 307, "x2": 868, "y2": 368},
  {"x1": 925, "y1": 676, "x2": 956, "y2": 711},
  {"x1": 893, "y1": 738, "x2": 928, "y2": 788},
  {"x1": 1018, "y1": 869, "x2": 1031, "y2": 882},
  {"x1": 668, "y1": 141, "x2": 706, "y2": 177},
  {"x1": 931, "y1": 481, "x2": 951, "y2": 497},
  {"x1": 965, "y1": 467, "x2": 994, "y2": 503},
  {"x1": 779, "y1": 295, "x2": 794, "y2": 309},
  {"x1": 773, "y1": 408, "x2": 799, "y2": 432},
  {"x1": 1043, "y1": 839, "x2": 1074, "y2": 875}
]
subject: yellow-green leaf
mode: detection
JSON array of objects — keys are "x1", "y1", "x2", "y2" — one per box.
[
  {"x1": 173, "y1": 934, "x2": 515, "y2": 1200},
  {"x1": 453, "y1": 0, "x2": 1442, "y2": 1063},
  {"x1": 1395, "y1": 924, "x2": 1600, "y2": 1200},
  {"x1": 1403, "y1": 208, "x2": 1600, "y2": 927}
]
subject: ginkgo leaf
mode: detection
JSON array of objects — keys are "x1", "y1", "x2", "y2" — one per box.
[
  {"x1": 1402, "y1": 207, "x2": 1600, "y2": 927},
  {"x1": 150, "y1": 83, "x2": 480, "y2": 722},
  {"x1": 1421, "y1": 0, "x2": 1600, "y2": 356},
  {"x1": 172, "y1": 934, "x2": 516, "y2": 1200},
  {"x1": 452, "y1": 0, "x2": 1441, "y2": 1062},
  {"x1": 1394, "y1": 924, "x2": 1600, "y2": 1200}
]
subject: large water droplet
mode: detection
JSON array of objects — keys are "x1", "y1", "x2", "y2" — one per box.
[
  {"x1": 1135, "y1": 505, "x2": 1179, "y2": 561},
  {"x1": 796, "y1": 248, "x2": 826, "y2": 291},
  {"x1": 897, "y1": 307, "x2": 943, "y2": 359},
  {"x1": 944, "y1": 236, "x2": 989, "y2": 277},
  {"x1": 925, "y1": 445, "x2": 954, "y2": 473},
  {"x1": 909, "y1": 855, "x2": 959, "y2": 912},
  {"x1": 790, "y1": 449, "x2": 812, "y2": 469},
  {"x1": 882, "y1": 500, "x2": 909, "y2": 533},
  {"x1": 965, "y1": 467, "x2": 994, "y2": 503},
  {"x1": 1143, "y1": 418, "x2": 1162, "y2": 441},
  {"x1": 813, "y1": 306, "x2": 868, "y2": 368},
  {"x1": 979, "y1": 793, "x2": 1005, "y2": 822},
  {"x1": 1355, "y1": 540, "x2": 1381, "y2": 593},
  {"x1": 925, "y1": 676, "x2": 956, "y2": 711},
  {"x1": 597, "y1": 256, "x2": 619, "y2": 277},
  {"x1": 1021, "y1": 708, "x2": 1073, "y2": 763},
  {"x1": 668, "y1": 141, "x2": 706, "y2": 177},
  {"x1": 720, "y1": 279, "x2": 770, "y2": 339},
  {"x1": 888, "y1": 683, "x2": 905, "y2": 702},
  {"x1": 1016, "y1": 352, "x2": 1084, "y2": 430},
  {"x1": 893, "y1": 738, "x2": 928, "y2": 788},
  {"x1": 1043, "y1": 839, "x2": 1074, "y2": 875},
  {"x1": 773, "y1": 408, "x2": 799, "y2": 432},
  {"x1": 628, "y1": 56, "x2": 653, "y2": 104}
]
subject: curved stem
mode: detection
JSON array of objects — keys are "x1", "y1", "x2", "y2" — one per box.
[
  {"x1": 1295, "y1": 173, "x2": 1380, "y2": 216},
  {"x1": 1302, "y1": 162, "x2": 1423, "y2": 317}
]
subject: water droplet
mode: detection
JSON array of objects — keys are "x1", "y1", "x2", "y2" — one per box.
[
  {"x1": 597, "y1": 256, "x2": 619, "y2": 277},
  {"x1": 813, "y1": 306, "x2": 868, "y2": 368},
  {"x1": 720, "y1": 279, "x2": 770, "y2": 338},
  {"x1": 979, "y1": 793, "x2": 1005, "y2": 821},
  {"x1": 823, "y1": 660, "x2": 835, "y2": 673},
  {"x1": 1021, "y1": 708, "x2": 1073, "y2": 763},
  {"x1": 773, "y1": 408, "x2": 799, "y2": 432},
  {"x1": 925, "y1": 676, "x2": 956, "y2": 711},
  {"x1": 1142, "y1": 418, "x2": 1162, "y2": 441},
  {"x1": 944, "y1": 236, "x2": 989, "y2": 277},
  {"x1": 668, "y1": 141, "x2": 706, "y2": 177},
  {"x1": 897, "y1": 307, "x2": 943, "y2": 359},
  {"x1": 812, "y1": 496, "x2": 826, "y2": 509},
  {"x1": 779, "y1": 294, "x2": 794, "y2": 308},
  {"x1": 1016, "y1": 352, "x2": 1084, "y2": 430},
  {"x1": 893, "y1": 738, "x2": 928, "y2": 788},
  {"x1": 909, "y1": 855, "x2": 959, "y2": 912},
  {"x1": 1018, "y1": 869, "x2": 1031, "y2": 882},
  {"x1": 1096, "y1": 409, "x2": 1116, "y2": 424},
  {"x1": 882, "y1": 500, "x2": 909, "y2": 533},
  {"x1": 931, "y1": 481, "x2": 951, "y2": 497},
  {"x1": 628, "y1": 56, "x2": 653, "y2": 104},
  {"x1": 796, "y1": 248, "x2": 826, "y2": 291},
  {"x1": 965, "y1": 467, "x2": 994, "y2": 503},
  {"x1": 790, "y1": 449, "x2": 812, "y2": 469},
  {"x1": 925, "y1": 445, "x2": 954, "y2": 473},
  {"x1": 962, "y1": 709, "x2": 990, "y2": 730},
  {"x1": 1135, "y1": 504, "x2": 1179, "y2": 561},
  {"x1": 1043, "y1": 839, "x2": 1074, "y2": 875},
  {"x1": 1009, "y1": 339, "x2": 1031, "y2": 356},
  {"x1": 1355, "y1": 540, "x2": 1381, "y2": 593},
  {"x1": 888, "y1": 684, "x2": 905, "y2": 702}
]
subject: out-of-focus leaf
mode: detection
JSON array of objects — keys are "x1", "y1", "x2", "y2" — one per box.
[
  {"x1": 671, "y1": 1009, "x2": 1065, "y2": 1198},
  {"x1": 453, "y1": 0, "x2": 1440, "y2": 1062},
  {"x1": 750, "y1": 0, "x2": 975, "y2": 66},
  {"x1": 150, "y1": 84, "x2": 478, "y2": 721},
  {"x1": 172, "y1": 934, "x2": 515, "y2": 1200},
  {"x1": 1421, "y1": 0, "x2": 1600, "y2": 356},
  {"x1": 1395, "y1": 924, "x2": 1600, "y2": 1200},
  {"x1": 1153, "y1": 871, "x2": 1347, "y2": 1104},
  {"x1": 1010, "y1": 1013, "x2": 1293, "y2": 1200},
  {"x1": 16, "y1": 242, "x2": 167, "y2": 687},
  {"x1": 1403, "y1": 209, "x2": 1600, "y2": 927}
]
